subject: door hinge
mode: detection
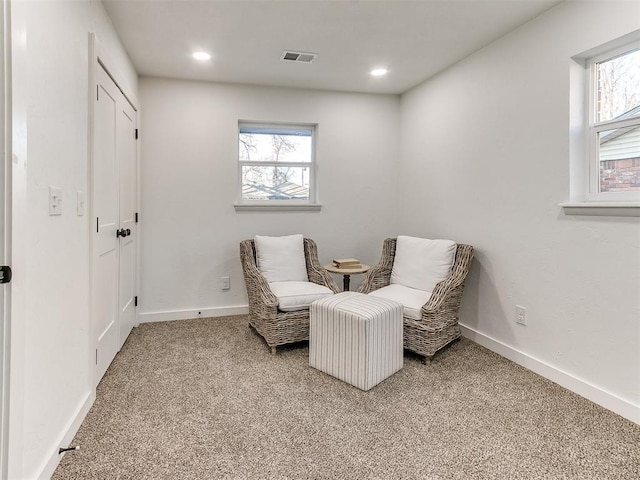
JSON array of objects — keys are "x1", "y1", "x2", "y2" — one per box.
[
  {"x1": 134, "y1": 296, "x2": 138, "y2": 307},
  {"x1": 135, "y1": 212, "x2": 139, "y2": 223},
  {"x1": 135, "y1": 128, "x2": 138, "y2": 140},
  {"x1": 96, "y1": 217, "x2": 99, "y2": 233},
  {"x1": 96, "y1": 85, "x2": 99, "y2": 101},
  {"x1": 0, "y1": 266, "x2": 12, "y2": 284},
  {"x1": 95, "y1": 349, "x2": 98, "y2": 365}
]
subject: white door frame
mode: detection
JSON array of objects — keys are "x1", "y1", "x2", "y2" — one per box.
[
  {"x1": 4, "y1": 0, "x2": 26, "y2": 476},
  {"x1": 0, "y1": 0, "x2": 9, "y2": 476}
]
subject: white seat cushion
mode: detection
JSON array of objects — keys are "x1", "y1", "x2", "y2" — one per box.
[
  {"x1": 390, "y1": 236, "x2": 456, "y2": 292},
  {"x1": 368, "y1": 284, "x2": 431, "y2": 320},
  {"x1": 254, "y1": 234, "x2": 308, "y2": 283},
  {"x1": 269, "y1": 281, "x2": 334, "y2": 312}
]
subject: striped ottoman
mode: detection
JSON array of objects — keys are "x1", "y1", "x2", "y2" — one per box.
[{"x1": 309, "y1": 292, "x2": 403, "y2": 391}]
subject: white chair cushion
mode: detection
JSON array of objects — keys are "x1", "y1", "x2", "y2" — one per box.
[
  {"x1": 254, "y1": 234, "x2": 308, "y2": 283},
  {"x1": 390, "y1": 236, "x2": 456, "y2": 292},
  {"x1": 368, "y1": 284, "x2": 431, "y2": 320},
  {"x1": 270, "y1": 281, "x2": 334, "y2": 312}
]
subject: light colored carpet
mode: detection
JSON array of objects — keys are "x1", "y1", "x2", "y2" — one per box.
[{"x1": 53, "y1": 316, "x2": 639, "y2": 479}]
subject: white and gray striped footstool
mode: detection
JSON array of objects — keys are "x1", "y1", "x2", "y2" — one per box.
[{"x1": 309, "y1": 291, "x2": 403, "y2": 391}]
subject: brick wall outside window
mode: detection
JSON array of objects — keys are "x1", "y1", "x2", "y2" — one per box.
[{"x1": 600, "y1": 156, "x2": 640, "y2": 192}]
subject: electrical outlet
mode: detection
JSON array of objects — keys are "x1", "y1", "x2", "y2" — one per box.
[
  {"x1": 516, "y1": 305, "x2": 527, "y2": 326},
  {"x1": 221, "y1": 276, "x2": 230, "y2": 291}
]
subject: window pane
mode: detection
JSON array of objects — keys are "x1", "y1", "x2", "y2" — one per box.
[
  {"x1": 242, "y1": 166, "x2": 310, "y2": 200},
  {"x1": 596, "y1": 49, "x2": 640, "y2": 123},
  {"x1": 598, "y1": 125, "x2": 640, "y2": 192},
  {"x1": 239, "y1": 131, "x2": 312, "y2": 163}
]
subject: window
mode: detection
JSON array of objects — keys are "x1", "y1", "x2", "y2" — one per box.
[
  {"x1": 587, "y1": 43, "x2": 640, "y2": 202},
  {"x1": 236, "y1": 122, "x2": 319, "y2": 210}
]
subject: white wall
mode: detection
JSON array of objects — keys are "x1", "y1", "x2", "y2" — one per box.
[
  {"x1": 7, "y1": 2, "x2": 637, "y2": 477},
  {"x1": 400, "y1": 0, "x2": 639, "y2": 422},
  {"x1": 9, "y1": 1, "x2": 137, "y2": 478},
  {"x1": 139, "y1": 78, "x2": 400, "y2": 321}
]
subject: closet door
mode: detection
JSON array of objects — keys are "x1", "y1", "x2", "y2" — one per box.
[
  {"x1": 93, "y1": 63, "x2": 137, "y2": 384},
  {"x1": 93, "y1": 64, "x2": 119, "y2": 382},
  {"x1": 118, "y1": 99, "x2": 137, "y2": 348}
]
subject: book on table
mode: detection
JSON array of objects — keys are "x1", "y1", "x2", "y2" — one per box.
[{"x1": 332, "y1": 258, "x2": 362, "y2": 269}]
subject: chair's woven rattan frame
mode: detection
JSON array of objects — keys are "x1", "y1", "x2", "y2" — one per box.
[
  {"x1": 240, "y1": 238, "x2": 340, "y2": 354},
  {"x1": 359, "y1": 238, "x2": 474, "y2": 363}
]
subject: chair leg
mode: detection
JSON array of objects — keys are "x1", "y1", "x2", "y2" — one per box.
[
  {"x1": 270, "y1": 346, "x2": 277, "y2": 355},
  {"x1": 422, "y1": 355, "x2": 432, "y2": 365}
]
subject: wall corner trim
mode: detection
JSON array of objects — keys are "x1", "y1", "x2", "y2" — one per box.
[{"x1": 460, "y1": 324, "x2": 639, "y2": 425}]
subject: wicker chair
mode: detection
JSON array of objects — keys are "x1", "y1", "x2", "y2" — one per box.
[
  {"x1": 358, "y1": 238, "x2": 474, "y2": 363},
  {"x1": 240, "y1": 238, "x2": 340, "y2": 354}
]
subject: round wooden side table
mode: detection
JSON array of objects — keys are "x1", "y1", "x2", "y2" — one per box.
[{"x1": 324, "y1": 264, "x2": 370, "y2": 292}]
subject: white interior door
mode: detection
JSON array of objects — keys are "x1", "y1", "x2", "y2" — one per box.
[
  {"x1": 93, "y1": 64, "x2": 119, "y2": 382},
  {"x1": 93, "y1": 63, "x2": 137, "y2": 383},
  {"x1": 118, "y1": 99, "x2": 136, "y2": 348}
]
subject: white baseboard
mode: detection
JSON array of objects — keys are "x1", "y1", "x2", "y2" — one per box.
[
  {"x1": 137, "y1": 305, "x2": 249, "y2": 324},
  {"x1": 37, "y1": 391, "x2": 93, "y2": 480},
  {"x1": 460, "y1": 324, "x2": 639, "y2": 425}
]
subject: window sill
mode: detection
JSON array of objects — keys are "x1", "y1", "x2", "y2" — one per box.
[
  {"x1": 559, "y1": 202, "x2": 640, "y2": 217},
  {"x1": 234, "y1": 203, "x2": 322, "y2": 212}
]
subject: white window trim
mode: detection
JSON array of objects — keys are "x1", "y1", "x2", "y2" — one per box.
[
  {"x1": 558, "y1": 202, "x2": 639, "y2": 217},
  {"x1": 234, "y1": 121, "x2": 321, "y2": 212},
  {"x1": 563, "y1": 32, "x2": 640, "y2": 217}
]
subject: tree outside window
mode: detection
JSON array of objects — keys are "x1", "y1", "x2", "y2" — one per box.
[{"x1": 238, "y1": 123, "x2": 315, "y2": 203}]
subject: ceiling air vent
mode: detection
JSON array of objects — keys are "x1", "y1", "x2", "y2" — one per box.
[{"x1": 281, "y1": 50, "x2": 318, "y2": 63}]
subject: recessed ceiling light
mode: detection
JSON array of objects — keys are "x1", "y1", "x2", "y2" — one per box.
[
  {"x1": 370, "y1": 68, "x2": 388, "y2": 77},
  {"x1": 192, "y1": 51, "x2": 211, "y2": 61}
]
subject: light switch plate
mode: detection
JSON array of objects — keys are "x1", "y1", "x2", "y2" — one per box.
[{"x1": 49, "y1": 187, "x2": 62, "y2": 216}]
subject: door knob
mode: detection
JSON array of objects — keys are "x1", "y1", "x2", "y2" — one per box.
[
  {"x1": 116, "y1": 228, "x2": 126, "y2": 238},
  {"x1": 0, "y1": 266, "x2": 11, "y2": 284}
]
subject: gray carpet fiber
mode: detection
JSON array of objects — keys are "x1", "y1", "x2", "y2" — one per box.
[{"x1": 53, "y1": 316, "x2": 639, "y2": 479}]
